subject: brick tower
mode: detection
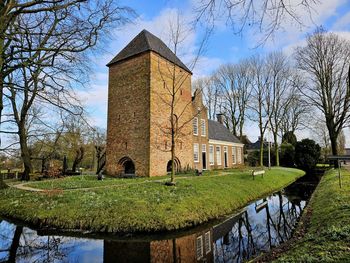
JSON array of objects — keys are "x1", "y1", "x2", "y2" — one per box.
[{"x1": 105, "y1": 30, "x2": 194, "y2": 177}]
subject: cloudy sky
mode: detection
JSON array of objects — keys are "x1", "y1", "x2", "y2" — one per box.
[{"x1": 81, "y1": 0, "x2": 350, "y2": 145}]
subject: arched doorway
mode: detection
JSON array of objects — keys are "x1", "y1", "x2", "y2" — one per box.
[
  {"x1": 118, "y1": 157, "x2": 135, "y2": 175},
  {"x1": 166, "y1": 158, "x2": 181, "y2": 174}
]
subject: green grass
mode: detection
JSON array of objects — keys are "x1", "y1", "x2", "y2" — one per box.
[
  {"x1": 274, "y1": 168, "x2": 350, "y2": 262},
  {"x1": 24, "y1": 172, "x2": 201, "y2": 190},
  {"x1": 0, "y1": 167, "x2": 304, "y2": 233}
]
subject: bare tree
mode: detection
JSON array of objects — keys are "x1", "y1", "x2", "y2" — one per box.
[
  {"x1": 194, "y1": 0, "x2": 319, "y2": 44},
  {"x1": 1, "y1": 1, "x2": 134, "y2": 181},
  {"x1": 249, "y1": 55, "x2": 271, "y2": 166},
  {"x1": 153, "y1": 12, "x2": 209, "y2": 184},
  {"x1": 266, "y1": 52, "x2": 291, "y2": 166},
  {"x1": 212, "y1": 61, "x2": 252, "y2": 138},
  {"x1": 280, "y1": 73, "x2": 309, "y2": 136},
  {"x1": 295, "y1": 28, "x2": 350, "y2": 160},
  {"x1": 193, "y1": 76, "x2": 219, "y2": 120}
]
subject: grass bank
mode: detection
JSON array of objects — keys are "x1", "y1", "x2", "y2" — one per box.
[
  {"x1": 274, "y1": 168, "x2": 350, "y2": 262},
  {"x1": 0, "y1": 167, "x2": 304, "y2": 233}
]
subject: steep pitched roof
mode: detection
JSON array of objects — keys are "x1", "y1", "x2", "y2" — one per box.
[
  {"x1": 107, "y1": 29, "x2": 191, "y2": 73},
  {"x1": 208, "y1": 120, "x2": 242, "y2": 144}
]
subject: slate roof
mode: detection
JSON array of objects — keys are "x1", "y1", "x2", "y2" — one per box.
[
  {"x1": 107, "y1": 29, "x2": 191, "y2": 73},
  {"x1": 208, "y1": 120, "x2": 242, "y2": 144},
  {"x1": 246, "y1": 139, "x2": 269, "y2": 150}
]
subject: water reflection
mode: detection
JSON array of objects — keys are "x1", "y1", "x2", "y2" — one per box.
[{"x1": 0, "y1": 177, "x2": 316, "y2": 263}]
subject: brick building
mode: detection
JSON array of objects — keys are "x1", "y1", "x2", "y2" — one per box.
[{"x1": 105, "y1": 30, "x2": 244, "y2": 177}]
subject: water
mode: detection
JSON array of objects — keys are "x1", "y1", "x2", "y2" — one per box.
[{"x1": 0, "y1": 176, "x2": 317, "y2": 263}]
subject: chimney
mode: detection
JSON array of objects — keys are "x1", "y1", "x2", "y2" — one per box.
[{"x1": 216, "y1": 113, "x2": 225, "y2": 124}]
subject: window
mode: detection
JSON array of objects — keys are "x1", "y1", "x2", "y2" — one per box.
[
  {"x1": 232, "y1": 146, "x2": 236, "y2": 164},
  {"x1": 204, "y1": 231, "x2": 211, "y2": 254},
  {"x1": 202, "y1": 144, "x2": 206, "y2": 153},
  {"x1": 216, "y1": 146, "x2": 221, "y2": 165},
  {"x1": 201, "y1": 119, "x2": 206, "y2": 136},
  {"x1": 196, "y1": 236, "x2": 204, "y2": 260},
  {"x1": 194, "y1": 143, "x2": 199, "y2": 163},
  {"x1": 209, "y1": 145, "x2": 214, "y2": 165},
  {"x1": 237, "y1": 147, "x2": 242, "y2": 164},
  {"x1": 193, "y1": 117, "x2": 198, "y2": 135}
]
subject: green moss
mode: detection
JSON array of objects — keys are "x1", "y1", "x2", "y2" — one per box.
[
  {"x1": 274, "y1": 169, "x2": 350, "y2": 262},
  {"x1": 0, "y1": 167, "x2": 304, "y2": 233}
]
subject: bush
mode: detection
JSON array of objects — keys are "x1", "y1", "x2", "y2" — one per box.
[
  {"x1": 295, "y1": 139, "x2": 321, "y2": 172},
  {"x1": 282, "y1": 131, "x2": 297, "y2": 146},
  {"x1": 280, "y1": 143, "x2": 295, "y2": 167},
  {"x1": 247, "y1": 151, "x2": 259, "y2": 166},
  {"x1": 247, "y1": 149, "x2": 276, "y2": 167}
]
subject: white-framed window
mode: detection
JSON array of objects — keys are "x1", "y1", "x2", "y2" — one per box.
[
  {"x1": 237, "y1": 147, "x2": 242, "y2": 164},
  {"x1": 232, "y1": 146, "x2": 236, "y2": 164},
  {"x1": 201, "y1": 119, "x2": 206, "y2": 137},
  {"x1": 193, "y1": 117, "x2": 198, "y2": 136},
  {"x1": 202, "y1": 144, "x2": 206, "y2": 153},
  {"x1": 209, "y1": 145, "x2": 214, "y2": 165},
  {"x1": 194, "y1": 143, "x2": 199, "y2": 163},
  {"x1": 196, "y1": 236, "x2": 204, "y2": 260},
  {"x1": 216, "y1": 146, "x2": 221, "y2": 165},
  {"x1": 204, "y1": 231, "x2": 211, "y2": 254}
]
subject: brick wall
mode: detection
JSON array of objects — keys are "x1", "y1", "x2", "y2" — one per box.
[
  {"x1": 105, "y1": 52, "x2": 151, "y2": 176},
  {"x1": 149, "y1": 52, "x2": 193, "y2": 176}
]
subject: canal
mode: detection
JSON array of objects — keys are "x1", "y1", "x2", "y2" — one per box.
[{"x1": 0, "y1": 175, "x2": 318, "y2": 262}]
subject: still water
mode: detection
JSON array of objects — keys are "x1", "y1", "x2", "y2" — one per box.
[{"x1": 0, "y1": 176, "x2": 317, "y2": 263}]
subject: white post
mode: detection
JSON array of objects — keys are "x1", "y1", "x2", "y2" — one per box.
[{"x1": 268, "y1": 141, "x2": 271, "y2": 170}]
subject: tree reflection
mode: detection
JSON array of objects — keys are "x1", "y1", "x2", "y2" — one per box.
[
  {"x1": 214, "y1": 190, "x2": 306, "y2": 263},
  {"x1": 0, "y1": 221, "x2": 76, "y2": 262}
]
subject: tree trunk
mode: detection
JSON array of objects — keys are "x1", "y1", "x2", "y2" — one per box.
[
  {"x1": 274, "y1": 132, "x2": 279, "y2": 166},
  {"x1": 18, "y1": 123, "x2": 32, "y2": 181},
  {"x1": 8, "y1": 226, "x2": 23, "y2": 262},
  {"x1": 330, "y1": 134, "x2": 339, "y2": 168},
  {"x1": 72, "y1": 146, "x2": 84, "y2": 172},
  {"x1": 259, "y1": 133, "x2": 264, "y2": 167}
]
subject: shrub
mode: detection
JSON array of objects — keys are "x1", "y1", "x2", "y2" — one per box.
[
  {"x1": 295, "y1": 139, "x2": 321, "y2": 172},
  {"x1": 282, "y1": 131, "x2": 297, "y2": 146},
  {"x1": 280, "y1": 143, "x2": 295, "y2": 167}
]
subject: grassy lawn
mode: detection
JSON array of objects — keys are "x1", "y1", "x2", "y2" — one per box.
[
  {"x1": 23, "y1": 171, "x2": 201, "y2": 190},
  {"x1": 0, "y1": 167, "x2": 304, "y2": 233},
  {"x1": 274, "y1": 168, "x2": 350, "y2": 262}
]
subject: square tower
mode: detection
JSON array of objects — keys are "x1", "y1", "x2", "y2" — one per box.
[{"x1": 105, "y1": 30, "x2": 193, "y2": 177}]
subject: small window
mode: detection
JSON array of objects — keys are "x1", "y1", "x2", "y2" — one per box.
[
  {"x1": 201, "y1": 119, "x2": 206, "y2": 137},
  {"x1": 194, "y1": 143, "x2": 199, "y2": 163},
  {"x1": 232, "y1": 146, "x2": 236, "y2": 165},
  {"x1": 209, "y1": 145, "x2": 214, "y2": 165},
  {"x1": 202, "y1": 144, "x2": 206, "y2": 152},
  {"x1": 204, "y1": 231, "x2": 211, "y2": 254},
  {"x1": 193, "y1": 117, "x2": 198, "y2": 135},
  {"x1": 196, "y1": 236, "x2": 204, "y2": 260},
  {"x1": 216, "y1": 146, "x2": 221, "y2": 165}
]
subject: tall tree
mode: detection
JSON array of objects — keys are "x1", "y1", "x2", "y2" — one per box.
[
  {"x1": 266, "y1": 52, "x2": 291, "y2": 166},
  {"x1": 249, "y1": 55, "x2": 271, "y2": 166},
  {"x1": 295, "y1": 28, "x2": 350, "y2": 159},
  {"x1": 1, "y1": 1, "x2": 134, "y2": 181},
  {"x1": 154, "y1": 11, "x2": 209, "y2": 184}
]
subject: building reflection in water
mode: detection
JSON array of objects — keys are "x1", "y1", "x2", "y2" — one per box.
[{"x1": 0, "y1": 179, "x2": 316, "y2": 262}]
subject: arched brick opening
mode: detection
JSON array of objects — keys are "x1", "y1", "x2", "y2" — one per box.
[
  {"x1": 166, "y1": 158, "x2": 181, "y2": 173},
  {"x1": 118, "y1": 156, "x2": 135, "y2": 175}
]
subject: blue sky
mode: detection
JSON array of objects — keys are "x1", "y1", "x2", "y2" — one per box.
[{"x1": 81, "y1": 0, "x2": 350, "y2": 145}]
